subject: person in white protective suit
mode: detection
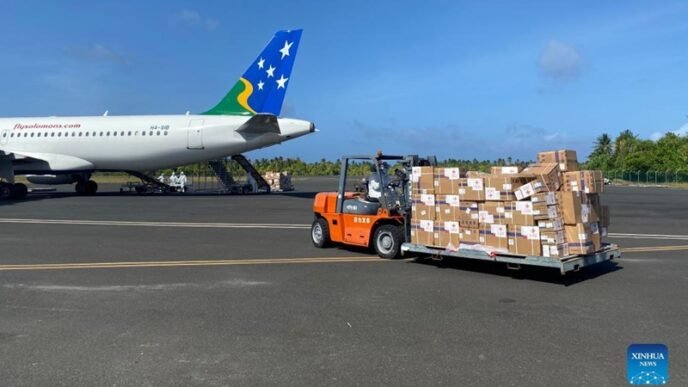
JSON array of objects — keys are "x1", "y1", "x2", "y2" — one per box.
[
  {"x1": 178, "y1": 171, "x2": 188, "y2": 192},
  {"x1": 169, "y1": 172, "x2": 178, "y2": 187},
  {"x1": 157, "y1": 173, "x2": 166, "y2": 183}
]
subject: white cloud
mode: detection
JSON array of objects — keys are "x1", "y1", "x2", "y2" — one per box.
[
  {"x1": 539, "y1": 40, "x2": 582, "y2": 80},
  {"x1": 172, "y1": 9, "x2": 220, "y2": 31},
  {"x1": 650, "y1": 123, "x2": 688, "y2": 141},
  {"x1": 64, "y1": 44, "x2": 129, "y2": 64}
]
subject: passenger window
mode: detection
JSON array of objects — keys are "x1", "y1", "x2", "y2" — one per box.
[
  {"x1": 37, "y1": 133, "x2": 41, "y2": 137},
  {"x1": 107, "y1": 131, "x2": 111, "y2": 136},
  {"x1": 51, "y1": 132, "x2": 55, "y2": 137},
  {"x1": 31, "y1": 133, "x2": 35, "y2": 137},
  {"x1": 79, "y1": 132, "x2": 82, "y2": 137},
  {"x1": 121, "y1": 131, "x2": 125, "y2": 136},
  {"x1": 85, "y1": 132, "x2": 89, "y2": 137},
  {"x1": 164, "y1": 131, "x2": 168, "y2": 136},
  {"x1": 142, "y1": 131, "x2": 146, "y2": 136},
  {"x1": 58, "y1": 132, "x2": 62, "y2": 137},
  {"x1": 10, "y1": 133, "x2": 14, "y2": 138}
]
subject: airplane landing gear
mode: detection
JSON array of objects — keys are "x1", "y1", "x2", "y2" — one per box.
[
  {"x1": 0, "y1": 183, "x2": 28, "y2": 200},
  {"x1": 12, "y1": 183, "x2": 27, "y2": 199},
  {"x1": 0, "y1": 183, "x2": 12, "y2": 200},
  {"x1": 75, "y1": 180, "x2": 98, "y2": 196}
]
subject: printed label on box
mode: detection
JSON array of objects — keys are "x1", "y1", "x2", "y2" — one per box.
[
  {"x1": 444, "y1": 168, "x2": 460, "y2": 180},
  {"x1": 515, "y1": 201, "x2": 533, "y2": 215},
  {"x1": 479, "y1": 211, "x2": 494, "y2": 224},
  {"x1": 491, "y1": 224, "x2": 507, "y2": 238},
  {"x1": 421, "y1": 194, "x2": 435, "y2": 206},
  {"x1": 446, "y1": 195, "x2": 460, "y2": 206},
  {"x1": 444, "y1": 221, "x2": 459, "y2": 233},
  {"x1": 411, "y1": 167, "x2": 421, "y2": 182},
  {"x1": 420, "y1": 220, "x2": 434, "y2": 232},
  {"x1": 502, "y1": 183, "x2": 512, "y2": 191},
  {"x1": 467, "y1": 178, "x2": 483, "y2": 191},
  {"x1": 520, "y1": 226, "x2": 540, "y2": 240},
  {"x1": 485, "y1": 187, "x2": 500, "y2": 200}
]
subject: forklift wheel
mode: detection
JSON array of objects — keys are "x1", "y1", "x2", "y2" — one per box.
[
  {"x1": 311, "y1": 218, "x2": 331, "y2": 248},
  {"x1": 373, "y1": 224, "x2": 403, "y2": 259}
]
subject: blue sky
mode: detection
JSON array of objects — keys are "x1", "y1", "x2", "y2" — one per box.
[{"x1": 1, "y1": 1, "x2": 687, "y2": 161}]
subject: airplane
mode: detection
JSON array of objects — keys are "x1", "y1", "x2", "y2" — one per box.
[{"x1": 0, "y1": 29, "x2": 315, "y2": 200}]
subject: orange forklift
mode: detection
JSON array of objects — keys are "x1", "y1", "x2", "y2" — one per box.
[{"x1": 311, "y1": 153, "x2": 435, "y2": 258}]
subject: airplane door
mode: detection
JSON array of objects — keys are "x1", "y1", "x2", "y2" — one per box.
[
  {"x1": 0, "y1": 129, "x2": 8, "y2": 145},
  {"x1": 187, "y1": 119, "x2": 204, "y2": 149}
]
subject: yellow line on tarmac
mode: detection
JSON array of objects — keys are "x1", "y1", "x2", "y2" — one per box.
[
  {"x1": 0, "y1": 256, "x2": 387, "y2": 271},
  {"x1": 621, "y1": 245, "x2": 688, "y2": 253}
]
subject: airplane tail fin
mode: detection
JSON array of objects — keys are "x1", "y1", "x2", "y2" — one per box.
[{"x1": 203, "y1": 29, "x2": 303, "y2": 117}]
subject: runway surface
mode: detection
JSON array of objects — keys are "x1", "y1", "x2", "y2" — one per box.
[{"x1": 1, "y1": 178, "x2": 686, "y2": 386}]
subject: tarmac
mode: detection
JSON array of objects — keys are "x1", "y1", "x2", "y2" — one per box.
[{"x1": 0, "y1": 178, "x2": 686, "y2": 386}]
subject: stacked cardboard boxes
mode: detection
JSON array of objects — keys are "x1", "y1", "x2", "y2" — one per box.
[
  {"x1": 409, "y1": 149, "x2": 609, "y2": 259},
  {"x1": 263, "y1": 171, "x2": 294, "y2": 192}
]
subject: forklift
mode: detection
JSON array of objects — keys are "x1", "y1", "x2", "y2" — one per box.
[{"x1": 311, "y1": 153, "x2": 435, "y2": 258}]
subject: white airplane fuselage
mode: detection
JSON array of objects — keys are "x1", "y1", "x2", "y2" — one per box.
[{"x1": 0, "y1": 114, "x2": 313, "y2": 174}]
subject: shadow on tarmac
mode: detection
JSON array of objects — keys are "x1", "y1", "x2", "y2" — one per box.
[{"x1": 411, "y1": 256, "x2": 623, "y2": 286}]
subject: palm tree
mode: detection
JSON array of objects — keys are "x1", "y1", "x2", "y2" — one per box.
[{"x1": 592, "y1": 133, "x2": 612, "y2": 157}]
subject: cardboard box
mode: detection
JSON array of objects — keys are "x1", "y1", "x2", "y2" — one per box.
[
  {"x1": 590, "y1": 222, "x2": 602, "y2": 251},
  {"x1": 514, "y1": 178, "x2": 549, "y2": 201},
  {"x1": 588, "y1": 193, "x2": 602, "y2": 222},
  {"x1": 562, "y1": 171, "x2": 604, "y2": 193},
  {"x1": 436, "y1": 221, "x2": 460, "y2": 249},
  {"x1": 533, "y1": 203, "x2": 559, "y2": 220},
  {"x1": 458, "y1": 178, "x2": 485, "y2": 201},
  {"x1": 460, "y1": 227, "x2": 481, "y2": 244},
  {"x1": 411, "y1": 194, "x2": 436, "y2": 221},
  {"x1": 531, "y1": 192, "x2": 557, "y2": 206},
  {"x1": 508, "y1": 225, "x2": 542, "y2": 256},
  {"x1": 466, "y1": 171, "x2": 489, "y2": 178},
  {"x1": 542, "y1": 243, "x2": 570, "y2": 258},
  {"x1": 411, "y1": 220, "x2": 436, "y2": 246},
  {"x1": 520, "y1": 163, "x2": 562, "y2": 192},
  {"x1": 600, "y1": 205, "x2": 610, "y2": 227},
  {"x1": 564, "y1": 223, "x2": 596, "y2": 255},
  {"x1": 490, "y1": 166, "x2": 522, "y2": 175},
  {"x1": 557, "y1": 191, "x2": 593, "y2": 225},
  {"x1": 540, "y1": 230, "x2": 565, "y2": 245},
  {"x1": 479, "y1": 202, "x2": 506, "y2": 225},
  {"x1": 458, "y1": 201, "x2": 481, "y2": 229},
  {"x1": 411, "y1": 166, "x2": 435, "y2": 194},
  {"x1": 484, "y1": 175, "x2": 529, "y2": 201},
  {"x1": 434, "y1": 167, "x2": 461, "y2": 194},
  {"x1": 537, "y1": 150, "x2": 579, "y2": 172},
  {"x1": 479, "y1": 224, "x2": 509, "y2": 252},
  {"x1": 435, "y1": 194, "x2": 461, "y2": 222},
  {"x1": 538, "y1": 217, "x2": 564, "y2": 231}
]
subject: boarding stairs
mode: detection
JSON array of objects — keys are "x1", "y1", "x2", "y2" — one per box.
[
  {"x1": 231, "y1": 155, "x2": 271, "y2": 193},
  {"x1": 207, "y1": 155, "x2": 270, "y2": 194},
  {"x1": 208, "y1": 160, "x2": 236, "y2": 193}
]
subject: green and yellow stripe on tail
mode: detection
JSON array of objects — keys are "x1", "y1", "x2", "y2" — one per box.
[{"x1": 203, "y1": 78, "x2": 256, "y2": 116}]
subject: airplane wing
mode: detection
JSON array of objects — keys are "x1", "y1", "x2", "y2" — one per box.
[
  {"x1": 236, "y1": 113, "x2": 281, "y2": 135},
  {"x1": 0, "y1": 148, "x2": 94, "y2": 171}
]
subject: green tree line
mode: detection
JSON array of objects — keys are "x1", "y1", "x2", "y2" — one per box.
[
  {"x1": 161, "y1": 156, "x2": 533, "y2": 178},
  {"x1": 585, "y1": 130, "x2": 688, "y2": 172}
]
